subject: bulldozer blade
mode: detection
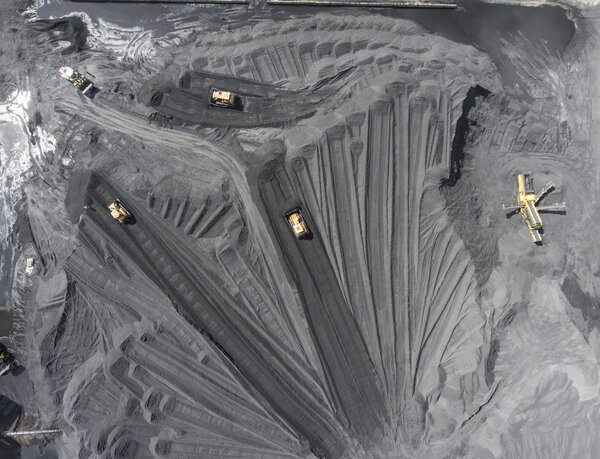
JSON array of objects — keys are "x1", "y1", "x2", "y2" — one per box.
[{"x1": 535, "y1": 182, "x2": 556, "y2": 204}]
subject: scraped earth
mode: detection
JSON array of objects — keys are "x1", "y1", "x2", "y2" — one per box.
[{"x1": 3, "y1": 1, "x2": 600, "y2": 458}]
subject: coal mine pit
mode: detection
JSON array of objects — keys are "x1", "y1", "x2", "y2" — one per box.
[{"x1": 0, "y1": 0, "x2": 599, "y2": 458}]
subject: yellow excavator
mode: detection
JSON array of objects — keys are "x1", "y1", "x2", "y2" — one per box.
[{"x1": 502, "y1": 172, "x2": 565, "y2": 243}]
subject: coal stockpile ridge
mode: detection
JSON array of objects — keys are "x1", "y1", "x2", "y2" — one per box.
[{"x1": 6, "y1": 4, "x2": 600, "y2": 459}]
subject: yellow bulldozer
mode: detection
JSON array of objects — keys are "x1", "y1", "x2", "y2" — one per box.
[
  {"x1": 502, "y1": 172, "x2": 565, "y2": 243},
  {"x1": 107, "y1": 199, "x2": 132, "y2": 223},
  {"x1": 59, "y1": 66, "x2": 95, "y2": 97},
  {"x1": 286, "y1": 208, "x2": 310, "y2": 239},
  {"x1": 209, "y1": 88, "x2": 239, "y2": 109}
]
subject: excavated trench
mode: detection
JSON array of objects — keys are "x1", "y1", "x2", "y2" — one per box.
[{"x1": 443, "y1": 84, "x2": 491, "y2": 187}]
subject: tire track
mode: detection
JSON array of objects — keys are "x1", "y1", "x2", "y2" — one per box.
[
  {"x1": 121, "y1": 336, "x2": 299, "y2": 453},
  {"x1": 365, "y1": 100, "x2": 396, "y2": 401},
  {"x1": 82, "y1": 174, "x2": 347, "y2": 458},
  {"x1": 255, "y1": 159, "x2": 390, "y2": 445},
  {"x1": 322, "y1": 123, "x2": 384, "y2": 387}
]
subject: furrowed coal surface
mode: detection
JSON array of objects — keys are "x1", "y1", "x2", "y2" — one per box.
[{"x1": 5, "y1": 3, "x2": 600, "y2": 459}]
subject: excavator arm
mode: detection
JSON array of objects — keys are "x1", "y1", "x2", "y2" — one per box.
[
  {"x1": 502, "y1": 203, "x2": 520, "y2": 214},
  {"x1": 534, "y1": 182, "x2": 555, "y2": 205},
  {"x1": 537, "y1": 202, "x2": 566, "y2": 212}
]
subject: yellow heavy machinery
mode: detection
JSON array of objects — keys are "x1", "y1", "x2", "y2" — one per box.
[
  {"x1": 107, "y1": 199, "x2": 132, "y2": 223},
  {"x1": 0, "y1": 343, "x2": 18, "y2": 376},
  {"x1": 286, "y1": 208, "x2": 310, "y2": 239},
  {"x1": 25, "y1": 257, "x2": 35, "y2": 275},
  {"x1": 59, "y1": 66, "x2": 95, "y2": 97},
  {"x1": 209, "y1": 88, "x2": 237, "y2": 108},
  {"x1": 502, "y1": 172, "x2": 565, "y2": 243}
]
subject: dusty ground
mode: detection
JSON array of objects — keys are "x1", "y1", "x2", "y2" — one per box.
[{"x1": 0, "y1": 0, "x2": 599, "y2": 457}]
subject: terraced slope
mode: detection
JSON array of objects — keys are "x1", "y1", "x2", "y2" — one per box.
[
  {"x1": 257, "y1": 156, "x2": 390, "y2": 444},
  {"x1": 61, "y1": 233, "x2": 312, "y2": 458},
  {"x1": 249, "y1": 81, "x2": 489, "y2": 445},
  {"x1": 75, "y1": 174, "x2": 347, "y2": 457},
  {"x1": 21, "y1": 11, "x2": 581, "y2": 459}
]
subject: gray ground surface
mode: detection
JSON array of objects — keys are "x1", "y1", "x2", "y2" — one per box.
[{"x1": 1, "y1": 0, "x2": 599, "y2": 458}]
